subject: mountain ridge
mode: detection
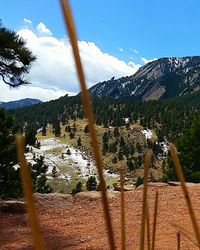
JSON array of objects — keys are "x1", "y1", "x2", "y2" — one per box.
[
  {"x1": 0, "y1": 98, "x2": 42, "y2": 110},
  {"x1": 88, "y1": 56, "x2": 200, "y2": 100}
]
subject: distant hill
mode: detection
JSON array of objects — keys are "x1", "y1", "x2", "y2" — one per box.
[
  {"x1": 88, "y1": 56, "x2": 200, "y2": 100},
  {"x1": 0, "y1": 98, "x2": 42, "y2": 109}
]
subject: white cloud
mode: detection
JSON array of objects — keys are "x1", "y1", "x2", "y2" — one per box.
[
  {"x1": 130, "y1": 48, "x2": 139, "y2": 54},
  {"x1": 36, "y1": 22, "x2": 52, "y2": 35},
  {"x1": 15, "y1": 26, "x2": 141, "y2": 99},
  {"x1": 118, "y1": 47, "x2": 124, "y2": 52},
  {"x1": 0, "y1": 80, "x2": 74, "y2": 102},
  {"x1": 23, "y1": 18, "x2": 32, "y2": 24},
  {"x1": 141, "y1": 57, "x2": 157, "y2": 64},
  {"x1": 0, "y1": 22, "x2": 143, "y2": 102}
]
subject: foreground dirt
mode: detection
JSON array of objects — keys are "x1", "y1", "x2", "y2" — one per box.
[{"x1": 1, "y1": 184, "x2": 200, "y2": 249}]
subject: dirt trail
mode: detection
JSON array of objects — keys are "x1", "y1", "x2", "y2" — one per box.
[{"x1": 1, "y1": 184, "x2": 200, "y2": 249}]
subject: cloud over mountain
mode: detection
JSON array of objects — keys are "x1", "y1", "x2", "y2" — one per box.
[{"x1": 0, "y1": 20, "x2": 142, "y2": 101}]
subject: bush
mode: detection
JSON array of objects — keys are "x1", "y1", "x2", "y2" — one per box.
[
  {"x1": 188, "y1": 171, "x2": 200, "y2": 183},
  {"x1": 86, "y1": 176, "x2": 97, "y2": 191},
  {"x1": 71, "y1": 181, "x2": 83, "y2": 195},
  {"x1": 135, "y1": 176, "x2": 143, "y2": 188}
]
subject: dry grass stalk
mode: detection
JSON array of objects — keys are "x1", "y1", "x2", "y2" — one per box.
[
  {"x1": 120, "y1": 168, "x2": 126, "y2": 250},
  {"x1": 170, "y1": 222, "x2": 198, "y2": 248},
  {"x1": 151, "y1": 190, "x2": 158, "y2": 250},
  {"x1": 169, "y1": 143, "x2": 200, "y2": 248},
  {"x1": 177, "y1": 231, "x2": 181, "y2": 250},
  {"x1": 146, "y1": 203, "x2": 151, "y2": 250},
  {"x1": 60, "y1": 0, "x2": 115, "y2": 248},
  {"x1": 15, "y1": 134, "x2": 44, "y2": 250},
  {"x1": 139, "y1": 150, "x2": 152, "y2": 250}
]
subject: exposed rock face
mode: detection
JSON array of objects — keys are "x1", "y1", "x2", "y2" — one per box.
[
  {"x1": 88, "y1": 56, "x2": 200, "y2": 100},
  {"x1": 33, "y1": 193, "x2": 73, "y2": 205},
  {"x1": 0, "y1": 200, "x2": 25, "y2": 213}
]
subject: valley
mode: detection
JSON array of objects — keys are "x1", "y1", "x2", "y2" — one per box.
[{"x1": 26, "y1": 118, "x2": 167, "y2": 194}]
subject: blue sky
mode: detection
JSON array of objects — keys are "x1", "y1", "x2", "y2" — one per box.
[{"x1": 1, "y1": 0, "x2": 200, "y2": 101}]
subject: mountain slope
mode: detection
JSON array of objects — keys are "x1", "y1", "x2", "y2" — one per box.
[
  {"x1": 0, "y1": 98, "x2": 42, "y2": 109},
  {"x1": 88, "y1": 56, "x2": 200, "y2": 100}
]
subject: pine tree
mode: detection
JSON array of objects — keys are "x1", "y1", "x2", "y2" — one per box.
[
  {"x1": 0, "y1": 109, "x2": 21, "y2": 198},
  {"x1": 84, "y1": 124, "x2": 89, "y2": 133},
  {"x1": 113, "y1": 127, "x2": 120, "y2": 137},
  {"x1": 86, "y1": 176, "x2": 97, "y2": 191},
  {"x1": 75, "y1": 181, "x2": 82, "y2": 193},
  {"x1": 120, "y1": 136, "x2": 125, "y2": 147},
  {"x1": 102, "y1": 132, "x2": 109, "y2": 154},
  {"x1": 112, "y1": 156, "x2": 118, "y2": 164},
  {"x1": 25, "y1": 127, "x2": 37, "y2": 146},
  {"x1": 65, "y1": 125, "x2": 71, "y2": 133},
  {"x1": 42, "y1": 125, "x2": 47, "y2": 136},
  {"x1": 52, "y1": 166, "x2": 57, "y2": 177},
  {"x1": 127, "y1": 159, "x2": 135, "y2": 171},
  {"x1": 53, "y1": 121, "x2": 61, "y2": 137},
  {"x1": 77, "y1": 137, "x2": 82, "y2": 147},
  {"x1": 66, "y1": 149, "x2": 71, "y2": 155},
  {"x1": 69, "y1": 132, "x2": 75, "y2": 139},
  {"x1": 0, "y1": 22, "x2": 36, "y2": 87},
  {"x1": 30, "y1": 156, "x2": 52, "y2": 193},
  {"x1": 167, "y1": 116, "x2": 200, "y2": 182}
]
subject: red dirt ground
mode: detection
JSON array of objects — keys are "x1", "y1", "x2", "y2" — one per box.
[{"x1": 1, "y1": 184, "x2": 200, "y2": 249}]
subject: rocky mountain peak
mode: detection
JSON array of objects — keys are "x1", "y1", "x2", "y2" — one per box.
[{"x1": 88, "y1": 56, "x2": 200, "y2": 100}]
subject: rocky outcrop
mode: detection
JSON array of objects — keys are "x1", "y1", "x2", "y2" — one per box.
[
  {"x1": 33, "y1": 193, "x2": 73, "y2": 205},
  {"x1": 88, "y1": 56, "x2": 200, "y2": 100},
  {"x1": 0, "y1": 200, "x2": 25, "y2": 213}
]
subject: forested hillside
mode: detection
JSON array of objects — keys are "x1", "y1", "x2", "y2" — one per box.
[{"x1": 10, "y1": 92, "x2": 200, "y2": 143}]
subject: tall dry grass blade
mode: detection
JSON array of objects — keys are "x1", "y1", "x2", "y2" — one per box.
[
  {"x1": 169, "y1": 143, "x2": 200, "y2": 248},
  {"x1": 177, "y1": 231, "x2": 181, "y2": 250},
  {"x1": 120, "y1": 168, "x2": 126, "y2": 250},
  {"x1": 60, "y1": 1, "x2": 115, "y2": 249},
  {"x1": 139, "y1": 150, "x2": 152, "y2": 250},
  {"x1": 15, "y1": 134, "x2": 44, "y2": 250},
  {"x1": 146, "y1": 203, "x2": 151, "y2": 250},
  {"x1": 151, "y1": 190, "x2": 158, "y2": 250},
  {"x1": 170, "y1": 222, "x2": 198, "y2": 248}
]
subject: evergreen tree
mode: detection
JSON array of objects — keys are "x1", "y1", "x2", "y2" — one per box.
[
  {"x1": 65, "y1": 125, "x2": 71, "y2": 133},
  {"x1": 66, "y1": 149, "x2": 71, "y2": 155},
  {"x1": 69, "y1": 132, "x2": 75, "y2": 139},
  {"x1": 113, "y1": 127, "x2": 120, "y2": 137},
  {"x1": 53, "y1": 121, "x2": 61, "y2": 137},
  {"x1": 84, "y1": 124, "x2": 89, "y2": 133},
  {"x1": 118, "y1": 150, "x2": 124, "y2": 161},
  {"x1": 135, "y1": 176, "x2": 143, "y2": 188},
  {"x1": 0, "y1": 109, "x2": 21, "y2": 198},
  {"x1": 25, "y1": 127, "x2": 37, "y2": 146},
  {"x1": 136, "y1": 142, "x2": 142, "y2": 153},
  {"x1": 72, "y1": 123, "x2": 77, "y2": 132},
  {"x1": 76, "y1": 181, "x2": 83, "y2": 193},
  {"x1": 127, "y1": 159, "x2": 135, "y2": 171},
  {"x1": 0, "y1": 22, "x2": 36, "y2": 87},
  {"x1": 112, "y1": 156, "x2": 118, "y2": 164},
  {"x1": 120, "y1": 136, "x2": 125, "y2": 147},
  {"x1": 30, "y1": 156, "x2": 52, "y2": 193},
  {"x1": 102, "y1": 132, "x2": 109, "y2": 154},
  {"x1": 86, "y1": 176, "x2": 97, "y2": 191},
  {"x1": 167, "y1": 116, "x2": 200, "y2": 182},
  {"x1": 52, "y1": 166, "x2": 57, "y2": 177},
  {"x1": 42, "y1": 125, "x2": 47, "y2": 136},
  {"x1": 77, "y1": 137, "x2": 82, "y2": 147}
]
